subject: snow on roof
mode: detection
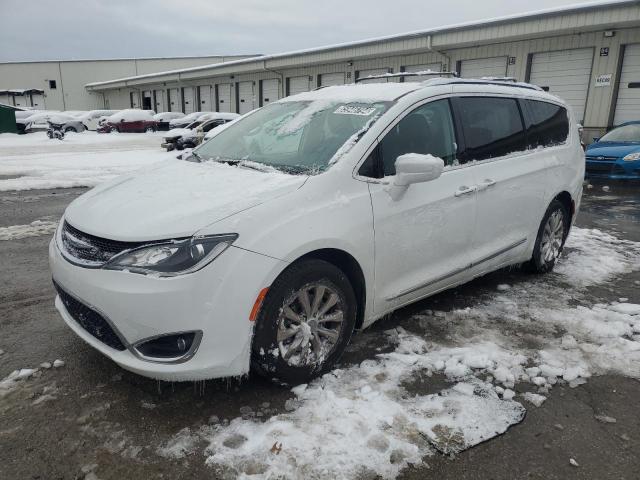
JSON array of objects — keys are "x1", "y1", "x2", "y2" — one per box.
[
  {"x1": 0, "y1": 88, "x2": 45, "y2": 95},
  {"x1": 280, "y1": 83, "x2": 422, "y2": 103},
  {"x1": 85, "y1": 0, "x2": 634, "y2": 89}
]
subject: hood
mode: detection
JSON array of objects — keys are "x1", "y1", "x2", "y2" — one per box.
[
  {"x1": 64, "y1": 160, "x2": 307, "y2": 241},
  {"x1": 164, "y1": 127, "x2": 191, "y2": 139},
  {"x1": 586, "y1": 142, "x2": 640, "y2": 158}
]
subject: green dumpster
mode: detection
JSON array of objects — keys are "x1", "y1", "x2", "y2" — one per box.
[{"x1": 0, "y1": 104, "x2": 18, "y2": 134}]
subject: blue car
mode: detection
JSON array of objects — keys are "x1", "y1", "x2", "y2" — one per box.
[{"x1": 585, "y1": 122, "x2": 640, "y2": 179}]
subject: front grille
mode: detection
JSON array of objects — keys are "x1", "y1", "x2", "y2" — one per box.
[
  {"x1": 61, "y1": 221, "x2": 145, "y2": 266},
  {"x1": 585, "y1": 162, "x2": 614, "y2": 173},
  {"x1": 54, "y1": 281, "x2": 126, "y2": 351},
  {"x1": 585, "y1": 155, "x2": 618, "y2": 162}
]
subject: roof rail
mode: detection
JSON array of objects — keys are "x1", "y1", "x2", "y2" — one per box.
[
  {"x1": 354, "y1": 71, "x2": 459, "y2": 83},
  {"x1": 424, "y1": 77, "x2": 543, "y2": 91}
]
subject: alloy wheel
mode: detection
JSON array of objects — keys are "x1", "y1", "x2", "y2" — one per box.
[{"x1": 540, "y1": 209, "x2": 564, "y2": 263}]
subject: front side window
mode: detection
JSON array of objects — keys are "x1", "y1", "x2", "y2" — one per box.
[
  {"x1": 195, "y1": 100, "x2": 389, "y2": 174},
  {"x1": 524, "y1": 100, "x2": 569, "y2": 148},
  {"x1": 379, "y1": 99, "x2": 457, "y2": 176},
  {"x1": 454, "y1": 96, "x2": 526, "y2": 162}
]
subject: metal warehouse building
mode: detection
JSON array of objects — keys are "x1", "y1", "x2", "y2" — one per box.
[
  {"x1": 0, "y1": 55, "x2": 256, "y2": 111},
  {"x1": 84, "y1": 0, "x2": 640, "y2": 142}
]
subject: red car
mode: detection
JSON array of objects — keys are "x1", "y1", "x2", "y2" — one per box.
[{"x1": 97, "y1": 109, "x2": 158, "y2": 133}]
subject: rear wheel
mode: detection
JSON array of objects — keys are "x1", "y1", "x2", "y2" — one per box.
[
  {"x1": 145, "y1": 126, "x2": 155, "y2": 133},
  {"x1": 527, "y1": 199, "x2": 569, "y2": 273},
  {"x1": 251, "y1": 259, "x2": 357, "y2": 385}
]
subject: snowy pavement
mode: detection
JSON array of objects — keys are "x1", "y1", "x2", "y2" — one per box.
[
  {"x1": 0, "y1": 131, "x2": 171, "y2": 191},
  {"x1": 0, "y1": 133, "x2": 639, "y2": 479}
]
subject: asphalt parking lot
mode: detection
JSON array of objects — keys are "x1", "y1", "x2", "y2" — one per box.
[{"x1": 1, "y1": 180, "x2": 640, "y2": 480}]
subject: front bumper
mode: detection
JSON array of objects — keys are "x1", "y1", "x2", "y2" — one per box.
[
  {"x1": 49, "y1": 237, "x2": 285, "y2": 381},
  {"x1": 585, "y1": 159, "x2": 640, "y2": 179}
]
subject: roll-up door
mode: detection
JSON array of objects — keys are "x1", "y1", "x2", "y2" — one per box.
[
  {"x1": 154, "y1": 90, "x2": 166, "y2": 112},
  {"x1": 237, "y1": 81, "x2": 255, "y2": 114},
  {"x1": 130, "y1": 91, "x2": 139, "y2": 108},
  {"x1": 319, "y1": 72, "x2": 345, "y2": 87},
  {"x1": 287, "y1": 76, "x2": 310, "y2": 96},
  {"x1": 357, "y1": 68, "x2": 390, "y2": 84},
  {"x1": 198, "y1": 85, "x2": 212, "y2": 111},
  {"x1": 168, "y1": 88, "x2": 180, "y2": 112},
  {"x1": 529, "y1": 48, "x2": 593, "y2": 123},
  {"x1": 182, "y1": 86, "x2": 195, "y2": 114},
  {"x1": 403, "y1": 63, "x2": 442, "y2": 82},
  {"x1": 260, "y1": 79, "x2": 279, "y2": 106},
  {"x1": 31, "y1": 93, "x2": 44, "y2": 108},
  {"x1": 216, "y1": 83, "x2": 232, "y2": 112},
  {"x1": 614, "y1": 44, "x2": 640, "y2": 125},
  {"x1": 460, "y1": 57, "x2": 508, "y2": 79}
]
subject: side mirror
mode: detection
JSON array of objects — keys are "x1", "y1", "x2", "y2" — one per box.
[
  {"x1": 394, "y1": 153, "x2": 444, "y2": 187},
  {"x1": 593, "y1": 137, "x2": 600, "y2": 143}
]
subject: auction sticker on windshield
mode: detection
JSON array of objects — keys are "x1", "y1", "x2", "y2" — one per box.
[{"x1": 333, "y1": 105, "x2": 378, "y2": 116}]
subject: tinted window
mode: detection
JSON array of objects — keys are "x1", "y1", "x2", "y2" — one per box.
[
  {"x1": 524, "y1": 100, "x2": 569, "y2": 148},
  {"x1": 455, "y1": 97, "x2": 526, "y2": 161},
  {"x1": 379, "y1": 99, "x2": 457, "y2": 176}
]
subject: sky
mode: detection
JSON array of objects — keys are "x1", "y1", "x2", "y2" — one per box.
[{"x1": 0, "y1": 0, "x2": 609, "y2": 62}]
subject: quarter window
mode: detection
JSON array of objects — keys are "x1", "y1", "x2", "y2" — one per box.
[
  {"x1": 523, "y1": 100, "x2": 569, "y2": 148},
  {"x1": 454, "y1": 97, "x2": 526, "y2": 162},
  {"x1": 379, "y1": 99, "x2": 457, "y2": 176}
]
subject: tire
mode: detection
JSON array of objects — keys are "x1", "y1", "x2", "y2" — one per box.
[
  {"x1": 251, "y1": 259, "x2": 357, "y2": 385},
  {"x1": 46, "y1": 130, "x2": 53, "y2": 139},
  {"x1": 109, "y1": 127, "x2": 118, "y2": 133},
  {"x1": 527, "y1": 199, "x2": 570, "y2": 274},
  {"x1": 145, "y1": 126, "x2": 155, "y2": 133},
  {"x1": 64, "y1": 126, "x2": 77, "y2": 133}
]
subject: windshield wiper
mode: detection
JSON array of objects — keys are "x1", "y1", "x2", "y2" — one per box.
[{"x1": 185, "y1": 150, "x2": 202, "y2": 163}]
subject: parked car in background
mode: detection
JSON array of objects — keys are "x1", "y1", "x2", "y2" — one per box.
[
  {"x1": 161, "y1": 121, "x2": 203, "y2": 151},
  {"x1": 168, "y1": 111, "x2": 213, "y2": 129},
  {"x1": 50, "y1": 80, "x2": 583, "y2": 385},
  {"x1": 177, "y1": 113, "x2": 240, "y2": 149},
  {"x1": 97, "y1": 109, "x2": 157, "y2": 133},
  {"x1": 77, "y1": 110, "x2": 120, "y2": 131},
  {"x1": 585, "y1": 121, "x2": 640, "y2": 179},
  {"x1": 153, "y1": 112, "x2": 185, "y2": 131},
  {"x1": 21, "y1": 112, "x2": 86, "y2": 133}
]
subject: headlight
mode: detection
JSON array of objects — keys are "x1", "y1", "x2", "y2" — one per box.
[
  {"x1": 104, "y1": 234, "x2": 237, "y2": 276},
  {"x1": 623, "y1": 152, "x2": 640, "y2": 161}
]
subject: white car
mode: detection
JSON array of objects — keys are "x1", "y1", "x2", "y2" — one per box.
[
  {"x1": 77, "y1": 110, "x2": 121, "y2": 130},
  {"x1": 50, "y1": 79, "x2": 584, "y2": 384}
]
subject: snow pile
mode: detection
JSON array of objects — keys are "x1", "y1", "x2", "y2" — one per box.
[
  {"x1": 0, "y1": 359, "x2": 64, "y2": 398},
  {"x1": 203, "y1": 345, "x2": 524, "y2": 478},
  {"x1": 0, "y1": 219, "x2": 58, "y2": 241}
]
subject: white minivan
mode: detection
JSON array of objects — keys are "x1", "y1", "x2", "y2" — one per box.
[{"x1": 50, "y1": 79, "x2": 584, "y2": 384}]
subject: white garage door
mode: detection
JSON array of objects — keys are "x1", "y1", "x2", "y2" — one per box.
[
  {"x1": 319, "y1": 72, "x2": 345, "y2": 87},
  {"x1": 31, "y1": 93, "x2": 44, "y2": 108},
  {"x1": 130, "y1": 91, "x2": 139, "y2": 108},
  {"x1": 168, "y1": 88, "x2": 180, "y2": 112},
  {"x1": 288, "y1": 76, "x2": 310, "y2": 96},
  {"x1": 403, "y1": 63, "x2": 442, "y2": 82},
  {"x1": 13, "y1": 95, "x2": 27, "y2": 107},
  {"x1": 614, "y1": 44, "x2": 640, "y2": 125},
  {"x1": 357, "y1": 68, "x2": 390, "y2": 84},
  {"x1": 182, "y1": 86, "x2": 195, "y2": 114},
  {"x1": 460, "y1": 57, "x2": 508, "y2": 79},
  {"x1": 154, "y1": 90, "x2": 166, "y2": 112},
  {"x1": 261, "y1": 79, "x2": 280, "y2": 106},
  {"x1": 529, "y1": 48, "x2": 593, "y2": 123},
  {"x1": 237, "y1": 81, "x2": 255, "y2": 114},
  {"x1": 198, "y1": 85, "x2": 212, "y2": 111},
  {"x1": 216, "y1": 83, "x2": 232, "y2": 112}
]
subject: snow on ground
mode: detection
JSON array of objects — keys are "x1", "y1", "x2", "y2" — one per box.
[
  {"x1": 0, "y1": 218, "x2": 58, "y2": 240},
  {"x1": 0, "y1": 131, "x2": 171, "y2": 191},
  {"x1": 153, "y1": 226, "x2": 640, "y2": 479}
]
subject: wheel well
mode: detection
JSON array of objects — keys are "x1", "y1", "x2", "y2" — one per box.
[
  {"x1": 554, "y1": 191, "x2": 574, "y2": 220},
  {"x1": 296, "y1": 249, "x2": 366, "y2": 330}
]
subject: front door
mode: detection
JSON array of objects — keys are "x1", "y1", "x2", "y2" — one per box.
[{"x1": 367, "y1": 98, "x2": 477, "y2": 314}]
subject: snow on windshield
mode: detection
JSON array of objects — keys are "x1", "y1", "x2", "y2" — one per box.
[
  {"x1": 600, "y1": 123, "x2": 640, "y2": 142},
  {"x1": 195, "y1": 100, "x2": 389, "y2": 174}
]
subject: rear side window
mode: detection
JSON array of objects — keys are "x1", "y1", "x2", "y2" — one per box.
[
  {"x1": 523, "y1": 100, "x2": 569, "y2": 148},
  {"x1": 454, "y1": 97, "x2": 526, "y2": 162}
]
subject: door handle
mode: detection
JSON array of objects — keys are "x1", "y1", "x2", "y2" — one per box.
[
  {"x1": 477, "y1": 179, "x2": 497, "y2": 191},
  {"x1": 454, "y1": 185, "x2": 477, "y2": 197}
]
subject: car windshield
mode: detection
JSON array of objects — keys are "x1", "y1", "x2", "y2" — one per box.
[
  {"x1": 194, "y1": 100, "x2": 389, "y2": 174},
  {"x1": 599, "y1": 124, "x2": 640, "y2": 143}
]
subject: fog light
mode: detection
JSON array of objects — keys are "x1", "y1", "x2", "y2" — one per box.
[{"x1": 134, "y1": 331, "x2": 201, "y2": 360}]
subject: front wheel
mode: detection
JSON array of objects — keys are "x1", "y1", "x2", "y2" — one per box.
[
  {"x1": 251, "y1": 259, "x2": 357, "y2": 385},
  {"x1": 109, "y1": 127, "x2": 118, "y2": 133},
  {"x1": 527, "y1": 199, "x2": 569, "y2": 273},
  {"x1": 145, "y1": 126, "x2": 155, "y2": 133}
]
